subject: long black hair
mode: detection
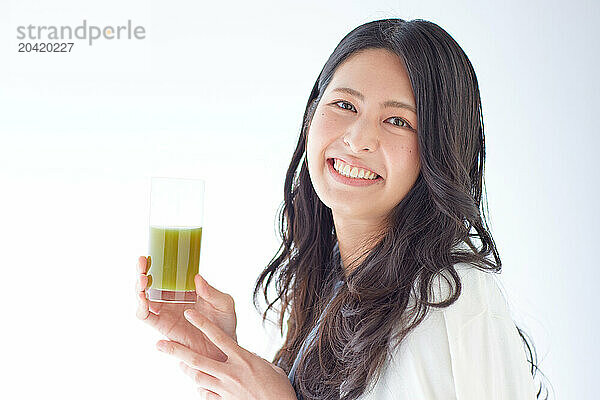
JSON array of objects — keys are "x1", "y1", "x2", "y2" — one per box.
[{"x1": 253, "y1": 18, "x2": 550, "y2": 399}]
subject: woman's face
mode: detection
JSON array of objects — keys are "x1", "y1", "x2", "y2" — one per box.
[{"x1": 306, "y1": 47, "x2": 421, "y2": 223}]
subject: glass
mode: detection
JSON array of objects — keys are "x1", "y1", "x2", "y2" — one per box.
[{"x1": 146, "y1": 176, "x2": 205, "y2": 303}]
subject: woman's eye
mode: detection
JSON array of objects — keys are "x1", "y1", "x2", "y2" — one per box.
[
  {"x1": 333, "y1": 101, "x2": 356, "y2": 112},
  {"x1": 387, "y1": 117, "x2": 413, "y2": 129},
  {"x1": 333, "y1": 101, "x2": 414, "y2": 130}
]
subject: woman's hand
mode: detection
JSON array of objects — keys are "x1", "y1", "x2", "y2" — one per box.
[
  {"x1": 156, "y1": 308, "x2": 297, "y2": 400},
  {"x1": 136, "y1": 256, "x2": 237, "y2": 362}
]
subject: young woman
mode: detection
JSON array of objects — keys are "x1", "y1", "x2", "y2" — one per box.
[{"x1": 136, "y1": 18, "x2": 548, "y2": 400}]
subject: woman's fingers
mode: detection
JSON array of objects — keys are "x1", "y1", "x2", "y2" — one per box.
[
  {"x1": 194, "y1": 274, "x2": 235, "y2": 314},
  {"x1": 137, "y1": 256, "x2": 148, "y2": 274},
  {"x1": 157, "y1": 340, "x2": 223, "y2": 378},
  {"x1": 178, "y1": 361, "x2": 222, "y2": 395},
  {"x1": 197, "y1": 387, "x2": 221, "y2": 400},
  {"x1": 136, "y1": 255, "x2": 159, "y2": 326},
  {"x1": 136, "y1": 291, "x2": 159, "y2": 325},
  {"x1": 136, "y1": 291, "x2": 148, "y2": 319},
  {"x1": 184, "y1": 309, "x2": 241, "y2": 361},
  {"x1": 136, "y1": 274, "x2": 148, "y2": 292},
  {"x1": 135, "y1": 256, "x2": 149, "y2": 302}
]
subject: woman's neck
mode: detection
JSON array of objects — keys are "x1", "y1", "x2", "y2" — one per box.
[{"x1": 333, "y1": 212, "x2": 387, "y2": 278}]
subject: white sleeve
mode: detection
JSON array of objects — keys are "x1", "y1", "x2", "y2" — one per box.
[
  {"x1": 358, "y1": 267, "x2": 538, "y2": 400},
  {"x1": 360, "y1": 309, "x2": 537, "y2": 400},
  {"x1": 440, "y1": 308, "x2": 538, "y2": 400}
]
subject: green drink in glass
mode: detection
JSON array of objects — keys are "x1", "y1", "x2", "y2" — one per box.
[{"x1": 147, "y1": 177, "x2": 205, "y2": 303}]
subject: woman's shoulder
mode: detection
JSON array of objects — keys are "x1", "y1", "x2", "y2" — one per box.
[
  {"x1": 359, "y1": 263, "x2": 537, "y2": 400},
  {"x1": 427, "y1": 261, "x2": 512, "y2": 322},
  {"x1": 396, "y1": 260, "x2": 518, "y2": 354}
]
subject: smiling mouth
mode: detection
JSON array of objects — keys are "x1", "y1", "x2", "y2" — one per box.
[{"x1": 327, "y1": 158, "x2": 382, "y2": 180}]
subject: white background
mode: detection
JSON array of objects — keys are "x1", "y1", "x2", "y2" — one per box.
[{"x1": 1, "y1": 0, "x2": 597, "y2": 399}]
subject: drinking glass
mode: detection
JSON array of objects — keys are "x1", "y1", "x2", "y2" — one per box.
[{"x1": 146, "y1": 176, "x2": 205, "y2": 303}]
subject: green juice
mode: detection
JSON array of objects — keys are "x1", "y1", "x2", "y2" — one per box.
[{"x1": 148, "y1": 226, "x2": 203, "y2": 292}]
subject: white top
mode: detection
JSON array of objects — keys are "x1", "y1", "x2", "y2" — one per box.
[{"x1": 354, "y1": 262, "x2": 538, "y2": 400}]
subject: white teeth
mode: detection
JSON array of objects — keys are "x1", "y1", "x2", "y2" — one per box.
[{"x1": 332, "y1": 158, "x2": 378, "y2": 180}]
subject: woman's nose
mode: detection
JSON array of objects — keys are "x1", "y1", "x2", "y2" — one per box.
[{"x1": 343, "y1": 119, "x2": 379, "y2": 152}]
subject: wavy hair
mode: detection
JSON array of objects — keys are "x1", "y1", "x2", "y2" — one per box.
[{"x1": 252, "y1": 18, "x2": 549, "y2": 400}]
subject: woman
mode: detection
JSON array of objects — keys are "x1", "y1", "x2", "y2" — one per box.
[{"x1": 136, "y1": 18, "x2": 548, "y2": 400}]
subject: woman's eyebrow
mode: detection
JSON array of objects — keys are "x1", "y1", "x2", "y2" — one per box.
[{"x1": 331, "y1": 87, "x2": 417, "y2": 114}]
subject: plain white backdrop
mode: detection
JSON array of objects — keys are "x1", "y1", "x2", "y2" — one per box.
[{"x1": 1, "y1": 0, "x2": 597, "y2": 398}]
